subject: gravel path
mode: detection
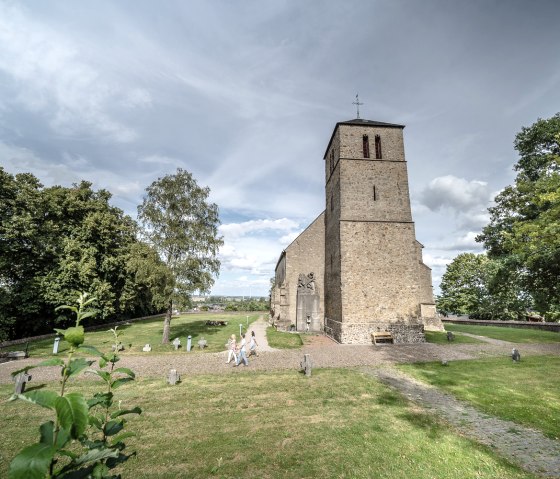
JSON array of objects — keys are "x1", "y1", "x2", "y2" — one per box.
[
  {"x1": 2, "y1": 334, "x2": 558, "y2": 384},
  {"x1": 366, "y1": 366, "x2": 560, "y2": 478}
]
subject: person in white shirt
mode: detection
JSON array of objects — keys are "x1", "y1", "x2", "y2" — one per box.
[{"x1": 235, "y1": 333, "x2": 249, "y2": 366}]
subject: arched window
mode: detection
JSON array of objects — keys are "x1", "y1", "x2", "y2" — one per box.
[
  {"x1": 375, "y1": 135, "x2": 382, "y2": 159},
  {"x1": 362, "y1": 135, "x2": 370, "y2": 158}
]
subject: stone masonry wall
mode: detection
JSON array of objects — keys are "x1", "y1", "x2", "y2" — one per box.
[
  {"x1": 324, "y1": 145, "x2": 342, "y2": 329},
  {"x1": 340, "y1": 159, "x2": 412, "y2": 223},
  {"x1": 279, "y1": 212, "x2": 325, "y2": 329},
  {"x1": 340, "y1": 222, "x2": 424, "y2": 324},
  {"x1": 326, "y1": 319, "x2": 425, "y2": 344},
  {"x1": 338, "y1": 124, "x2": 405, "y2": 162}
]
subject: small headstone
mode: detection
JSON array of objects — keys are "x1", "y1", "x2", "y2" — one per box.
[
  {"x1": 441, "y1": 360, "x2": 449, "y2": 366},
  {"x1": 13, "y1": 372, "x2": 32, "y2": 394},
  {"x1": 142, "y1": 344, "x2": 152, "y2": 352},
  {"x1": 511, "y1": 348, "x2": 521, "y2": 362},
  {"x1": 446, "y1": 331, "x2": 455, "y2": 342},
  {"x1": 167, "y1": 369, "x2": 180, "y2": 385},
  {"x1": 53, "y1": 336, "x2": 61, "y2": 354},
  {"x1": 112, "y1": 343, "x2": 124, "y2": 352},
  {"x1": 198, "y1": 338, "x2": 207, "y2": 349},
  {"x1": 187, "y1": 335, "x2": 192, "y2": 352},
  {"x1": 7, "y1": 351, "x2": 27, "y2": 360},
  {"x1": 300, "y1": 353, "x2": 312, "y2": 377},
  {"x1": 172, "y1": 338, "x2": 181, "y2": 350}
]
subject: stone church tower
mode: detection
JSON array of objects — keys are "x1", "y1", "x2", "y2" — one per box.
[{"x1": 271, "y1": 117, "x2": 441, "y2": 344}]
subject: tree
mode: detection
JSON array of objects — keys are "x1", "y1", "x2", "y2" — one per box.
[
  {"x1": 436, "y1": 253, "x2": 492, "y2": 316},
  {"x1": 477, "y1": 114, "x2": 560, "y2": 316},
  {"x1": 137, "y1": 168, "x2": 223, "y2": 343},
  {"x1": 0, "y1": 169, "x2": 167, "y2": 340}
]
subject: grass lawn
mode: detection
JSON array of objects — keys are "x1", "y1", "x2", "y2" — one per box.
[
  {"x1": 400, "y1": 355, "x2": 560, "y2": 440},
  {"x1": 424, "y1": 330, "x2": 483, "y2": 345},
  {"x1": 444, "y1": 323, "x2": 560, "y2": 343},
  {"x1": 3, "y1": 313, "x2": 260, "y2": 357},
  {"x1": 266, "y1": 327, "x2": 304, "y2": 348},
  {"x1": 0, "y1": 369, "x2": 535, "y2": 479}
]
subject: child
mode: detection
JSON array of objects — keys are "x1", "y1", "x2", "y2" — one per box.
[
  {"x1": 226, "y1": 334, "x2": 237, "y2": 364},
  {"x1": 248, "y1": 330, "x2": 259, "y2": 357}
]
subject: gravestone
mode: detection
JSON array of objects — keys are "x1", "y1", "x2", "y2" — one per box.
[
  {"x1": 112, "y1": 343, "x2": 124, "y2": 352},
  {"x1": 198, "y1": 338, "x2": 207, "y2": 349},
  {"x1": 172, "y1": 337, "x2": 181, "y2": 350},
  {"x1": 300, "y1": 353, "x2": 312, "y2": 377},
  {"x1": 296, "y1": 272, "x2": 321, "y2": 332},
  {"x1": 187, "y1": 335, "x2": 192, "y2": 352},
  {"x1": 167, "y1": 369, "x2": 180, "y2": 385},
  {"x1": 53, "y1": 336, "x2": 61, "y2": 354},
  {"x1": 511, "y1": 348, "x2": 521, "y2": 362},
  {"x1": 13, "y1": 372, "x2": 32, "y2": 394},
  {"x1": 441, "y1": 360, "x2": 449, "y2": 366},
  {"x1": 446, "y1": 331, "x2": 455, "y2": 342},
  {"x1": 142, "y1": 344, "x2": 152, "y2": 352}
]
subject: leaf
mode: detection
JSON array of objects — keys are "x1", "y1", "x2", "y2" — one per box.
[
  {"x1": 87, "y1": 370, "x2": 111, "y2": 383},
  {"x1": 78, "y1": 310, "x2": 97, "y2": 321},
  {"x1": 87, "y1": 392, "x2": 113, "y2": 409},
  {"x1": 10, "y1": 358, "x2": 64, "y2": 377},
  {"x1": 8, "y1": 443, "x2": 56, "y2": 479},
  {"x1": 69, "y1": 447, "x2": 120, "y2": 467},
  {"x1": 11, "y1": 390, "x2": 59, "y2": 410},
  {"x1": 104, "y1": 420, "x2": 124, "y2": 436},
  {"x1": 98, "y1": 357, "x2": 107, "y2": 368},
  {"x1": 88, "y1": 415, "x2": 103, "y2": 430},
  {"x1": 110, "y1": 406, "x2": 142, "y2": 419},
  {"x1": 111, "y1": 377, "x2": 134, "y2": 389},
  {"x1": 40, "y1": 421, "x2": 71, "y2": 449},
  {"x1": 77, "y1": 345, "x2": 104, "y2": 357},
  {"x1": 63, "y1": 326, "x2": 85, "y2": 347},
  {"x1": 110, "y1": 431, "x2": 136, "y2": 446},
  {"x1": 113, "y1": 367, "x2": 135, "y2": 378},
  {"x1": 65, "y1": 358, "x2": 94, "y2": 378},
  {"x1": 55, "y1": 393, "x2": 89, "y2": 439}
]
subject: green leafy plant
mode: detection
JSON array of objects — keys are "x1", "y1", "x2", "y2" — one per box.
[{"x1": 8, "y1": 292, "x2": 141, "y2": 478}]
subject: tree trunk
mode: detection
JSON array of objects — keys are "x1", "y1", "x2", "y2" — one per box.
[{"x1": 162, "y1": 301, "x2": 173, "y2": 344}]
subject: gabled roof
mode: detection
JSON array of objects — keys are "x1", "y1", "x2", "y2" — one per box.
[{"x1": 323, "y1": 118, "x2": 405, "y2": 159}]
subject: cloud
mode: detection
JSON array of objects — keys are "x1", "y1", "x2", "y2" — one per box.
[
  {"x1": 219, "y1": 218, "x2": 300, "y2": 239},
  {"x1": 0, "y1": 3, "x2": 142, "y2": 142},
  {"x1": 419, "y1": 175, "x2": 492, "y2": 212},
  {"x1": 433, "y1": 231, "x2": 485, "y2": 251}
]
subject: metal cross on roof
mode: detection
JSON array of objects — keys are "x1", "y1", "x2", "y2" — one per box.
[{"x1": 352, "y1": 94, "x2": 363, "y2": 119}]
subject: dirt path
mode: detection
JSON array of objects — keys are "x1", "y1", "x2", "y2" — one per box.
[{"x1": 365, "y1": 366, "x2": 560, "y2": 478}]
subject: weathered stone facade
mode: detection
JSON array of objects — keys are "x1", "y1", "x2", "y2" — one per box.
[
  {"x1": 271, "y1": 118, "x2": 443, "y2": 343},
  {"x1": 271, "y1": 213, "x2": 325, "y2": 332}
]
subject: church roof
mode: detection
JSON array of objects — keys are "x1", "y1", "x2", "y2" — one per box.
[{"x1": 323, "y1": 118, "x2": 405, "y2": 159}]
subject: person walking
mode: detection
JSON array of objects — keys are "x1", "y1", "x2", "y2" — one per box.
[
  {"x1": 235, "y1": 333, "x2": 249, "y2": 366},
  {"x1": 226, "y1": 334, "x2": 237, "y2": 364},
  {"x1": 248, "y1": 330, "x2": 259, "y2": 357}
]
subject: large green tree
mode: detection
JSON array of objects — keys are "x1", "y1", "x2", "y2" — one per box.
[
  {"x1": 477, "y1": 114, "x2": 560, "y2": 317},
  {"x1": 436, "y1": 253, "x2": 529, "y2": 320},
  {"x1": 0, "y1": 169, "x2": 167, "y2": 340},
  {"x1": 137, "y1": 168, "x2": 223, "y2": 343}
]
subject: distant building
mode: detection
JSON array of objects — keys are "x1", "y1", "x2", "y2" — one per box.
[{"x1": 271, "y1": 118, "x2": 443, "y2": 344}]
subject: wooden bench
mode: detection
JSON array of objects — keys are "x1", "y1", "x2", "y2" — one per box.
[{"x1": 371, "y1": 331, "x2": 394, "y2": 345}]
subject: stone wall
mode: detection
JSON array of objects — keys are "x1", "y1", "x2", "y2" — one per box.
[
  {"x1": 337, "y1": 124, "x2": 405, "y2": 162},
  {"x1": 340, "y1": 222, "x2": 424, "y2": 323},
  {"x1": 326, "y1": 318, "x2": 425, "y2": 344},
  {"x1": 273, "y1": 212, "x2": 325, "y2": 330}
]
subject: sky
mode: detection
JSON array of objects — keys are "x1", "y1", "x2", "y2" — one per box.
[{"x1": 1, "y1": 0, "x2": 560, "y2": 297}]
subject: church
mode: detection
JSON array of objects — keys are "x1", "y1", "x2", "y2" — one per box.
[{"x1": 270, "y1": 116, "x2": 443, "y2": 344}]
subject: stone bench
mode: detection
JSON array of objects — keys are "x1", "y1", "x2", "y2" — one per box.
[{"x1": 371, "y1": 331, "x2": 394, "y2": 345}]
